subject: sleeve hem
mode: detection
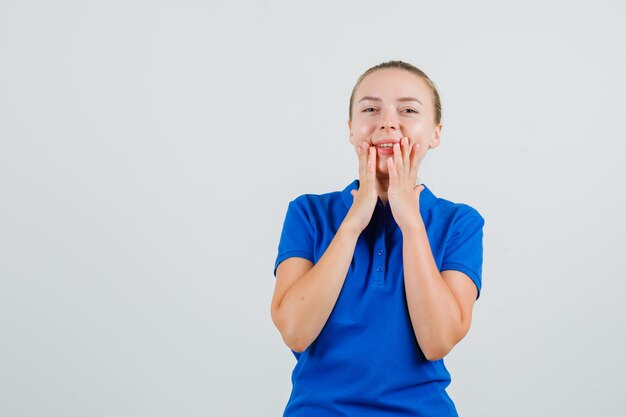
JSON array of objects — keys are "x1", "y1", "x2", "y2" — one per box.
[
  {"x1": 274, "y1": 251, "x2": 315, "y2": 276},
  {"x1": 440, "y1": 263, "x2": 481, "y2": 300}
]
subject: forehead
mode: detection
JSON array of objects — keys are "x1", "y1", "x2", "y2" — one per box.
[{"x1": 355, "y1": 68, "x2": 432, "y2": 102}]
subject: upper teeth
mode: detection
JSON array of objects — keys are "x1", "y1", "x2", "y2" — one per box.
[{"x1": 376, "y1": 143, "x2": 394, "y2": 148}]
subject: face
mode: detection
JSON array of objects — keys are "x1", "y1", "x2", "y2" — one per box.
[{"x1": 348, "y1": 68, "x2": 442, "y2": 176}]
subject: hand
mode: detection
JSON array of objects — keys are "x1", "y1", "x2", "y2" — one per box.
[
  {"x1": 343, "y1": 142, "x2": 378, "y2": 234},
  {"x1": 386, "y1": 137, "x2": 425, "y2": 231}
]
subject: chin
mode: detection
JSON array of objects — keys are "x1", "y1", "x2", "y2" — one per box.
[
  {"x1": 377, "y1": 158, "x2": 391, "y2": 170},
  {"x1": 375, "y1": 167, "x2": 390, "y2": 177}
]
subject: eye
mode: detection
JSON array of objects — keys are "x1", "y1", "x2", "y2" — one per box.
[
  {"x1": 402, "y1": 108, "x2": 419, "y2": 114},
  {"x1": 362, "y1": 107, "x2": 376, "y2": 113}
]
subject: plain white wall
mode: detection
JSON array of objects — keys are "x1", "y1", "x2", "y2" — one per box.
[{"x1": 1, "y1": 1, "x2": 625, "y2": 416}]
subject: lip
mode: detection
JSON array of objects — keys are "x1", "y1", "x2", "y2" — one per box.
[
  {"x1": 375, "y1": 146, "x2": 395, "y2": 156},
  {"x1": 371, "y1": 138, "x2": 401, "y2": 147},
  {"x1": 371, "y1": 138, "x2": 401, "y2": 156}
]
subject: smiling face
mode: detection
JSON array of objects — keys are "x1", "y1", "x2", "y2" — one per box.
[{"x1": 348, "y1": 68, "x2": 442, "y2": 176}]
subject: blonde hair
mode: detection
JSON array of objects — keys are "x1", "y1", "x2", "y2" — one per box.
[{"x1": 349, "y1": 60, "x2": 442, "y2": 124}]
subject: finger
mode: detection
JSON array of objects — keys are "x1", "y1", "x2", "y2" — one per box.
[
  {"x1": 387, "y1": 156, "x2": 397, "y2": 186},
  {"x1": 402, "y1": 137, "x2": 410, "y2": 172},
  {"x1": 358, "y1": 142, "x2": 368, "y2": 182},
  {"x1": 409, "y1": 143, "x2": 420, "y2": 180},
  {"x1": 392, "y1": 142, "x2": 403, "y2": 174},
  {"x1": 367, "y1": 146, "x2": 376, "y2": 184}
]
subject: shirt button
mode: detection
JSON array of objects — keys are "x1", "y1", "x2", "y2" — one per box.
[
  {"x1": 376, "y1": 266, "x2": 383, "y2": 272},
  {"x1": 377, "y1": 249, "x2": 384, "y2": 256}
]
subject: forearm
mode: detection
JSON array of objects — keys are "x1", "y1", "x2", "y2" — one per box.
[
  {"x1": 402, "y1": 220, "x2": 465, "y2": 361},
  {"x1": 277, "y1": 223, "x2": 360, "y2": 352}
]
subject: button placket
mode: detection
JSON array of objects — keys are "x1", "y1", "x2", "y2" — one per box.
[
  {"x1": 373, "y1": 220, "x2": 386, "y2": 286},
  {"x1": 371, "y1": 201, "x2": 387, "y2": 287}
]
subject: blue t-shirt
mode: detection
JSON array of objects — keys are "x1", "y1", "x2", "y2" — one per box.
[{"x1": 274, "y1": 180, "x2": 485, "y2": 417}]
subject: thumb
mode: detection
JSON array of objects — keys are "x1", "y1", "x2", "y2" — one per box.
[
  {"x1": 413, "y1": 184, "x2": 425, "y2": 196},
  {"x1": 350, "y1": 189, "x2": 357, "y2": 198}
]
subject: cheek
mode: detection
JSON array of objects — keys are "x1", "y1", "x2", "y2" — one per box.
[
  {"x1": 352, "y1": 121, "x2": 375, "y2": 138},
  {"x1": 407, "y1": 127, "x2": 434, "y2": 150},
  {"x1": 350, "y1": 132, "x2": 370, "y2": 151}
]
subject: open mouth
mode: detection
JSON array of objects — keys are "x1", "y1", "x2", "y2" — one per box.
[{"x1": 375, "y1": 143, "x2": 395, "y2": 149}]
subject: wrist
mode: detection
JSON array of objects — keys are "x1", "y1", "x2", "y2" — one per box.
[
  {"x1": 338, "y1": 219, "x2": 363, "y2": 240},
  {"x1": 399, "y1": 216, "x2": 425, "y2": 235}
]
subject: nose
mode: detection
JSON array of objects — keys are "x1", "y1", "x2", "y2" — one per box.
[{"x1": 379, "y1": 108, "x2": 398, "y2": 132}]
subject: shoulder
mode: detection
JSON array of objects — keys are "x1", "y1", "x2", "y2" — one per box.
[
  {"x1": 291, "y1": 189, "x2": 343, "y2": 208},
  {"x1": 425, "y1": 188, "x2": 485, "y2": 234},
  {"x1": 288, "y1": 180, "x2": 356, "y2": 213},
  {"x1": 432, "y1": 194, "x2": 484, "y2": 223},
  {"x1": 282, "y1": 182, "x2": 355, "y2": 231},
  {"x1": 434, "y1": 198, "x2": 484, "y2": 220}
]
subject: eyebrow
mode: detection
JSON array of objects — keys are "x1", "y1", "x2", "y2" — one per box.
[{"x1": 358, "y1": 96, "x2": 423, "y2": 106}]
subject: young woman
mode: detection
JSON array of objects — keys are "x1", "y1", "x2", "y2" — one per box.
[{"x1": 271, "y1": 61, "x2": 485, "y2": 416}]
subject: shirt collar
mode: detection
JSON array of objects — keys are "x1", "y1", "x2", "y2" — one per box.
[{"x1": 341, "y1": 179, "x2": 438, "y2": 215}]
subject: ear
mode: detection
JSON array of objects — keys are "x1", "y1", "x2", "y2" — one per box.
[
  {"x1": 348, "y1": 119, "x2": 355, "y2": 145},
  {"x1": 429, "y1": 122, "x2": 443, "y2": 149}
]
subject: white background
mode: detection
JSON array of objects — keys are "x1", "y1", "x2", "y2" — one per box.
[{"x1": 1, "y1": 1, "x2": 625, "y2": 416}]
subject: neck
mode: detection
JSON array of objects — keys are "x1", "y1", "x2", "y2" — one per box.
[{"x1": 375, "y1": 176, "x2": 389, "y2": 205}]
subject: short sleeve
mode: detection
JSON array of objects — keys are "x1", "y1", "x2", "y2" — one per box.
[
  {"x1": 440, "y1": 212, "x2": 485, "y2": 299},
  {"x1": 273, "y1": 199, "x2": 315, "y2": 276}
]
